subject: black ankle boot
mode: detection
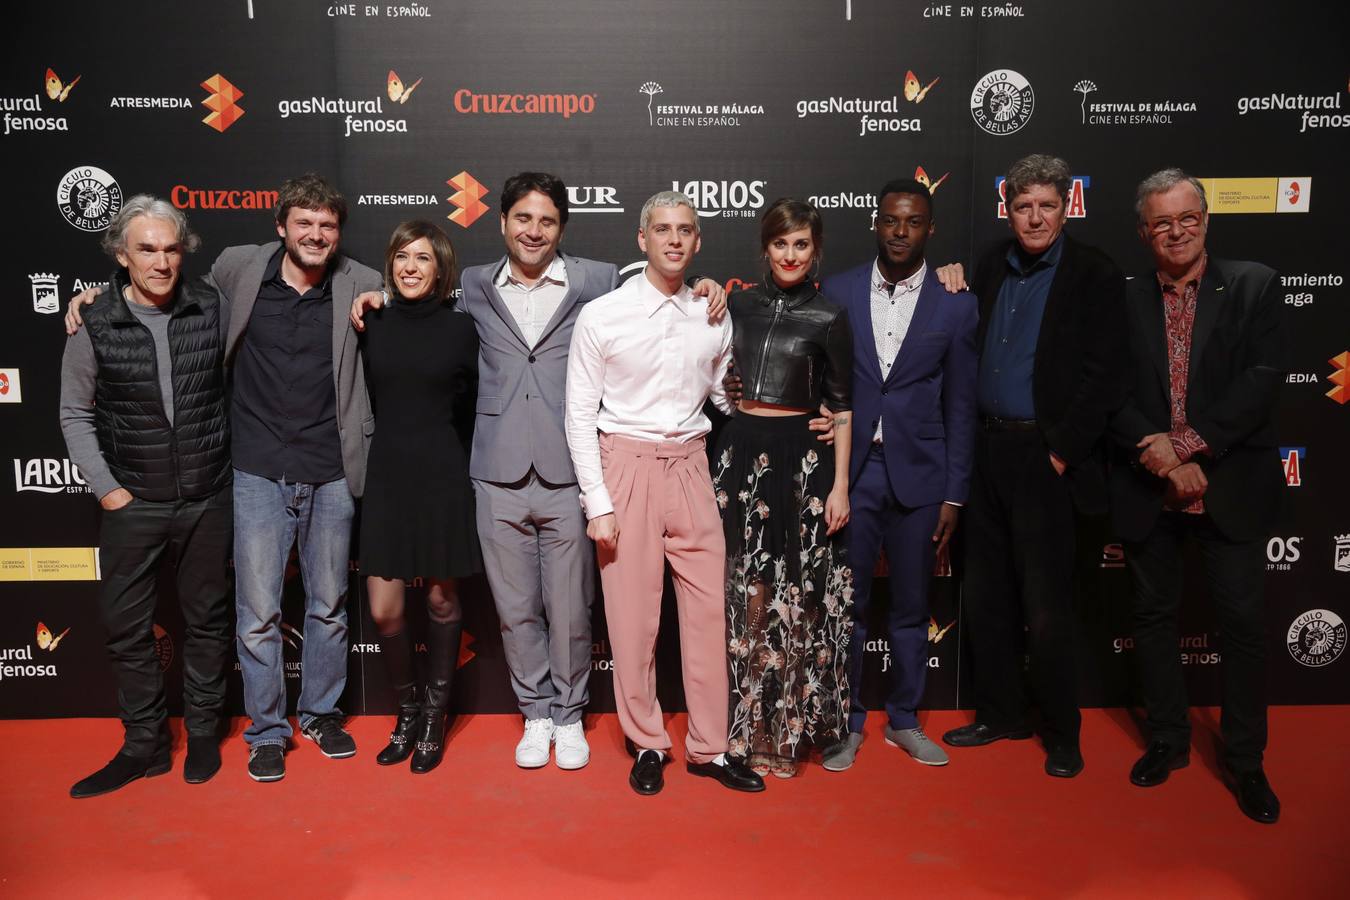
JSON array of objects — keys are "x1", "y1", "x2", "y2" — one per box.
[
  {"x1": 375, "y1": 629, "x2": 420, "y2": 766},
  {"x1": 70, "y1": 747, "x2": 172, "y2": 799},
  {"x1": 410, "y1": 619, "x2": 461, "y2": 775},
  {"x1": 378, "y1": 706, "x2": 420, "y2": 765}
]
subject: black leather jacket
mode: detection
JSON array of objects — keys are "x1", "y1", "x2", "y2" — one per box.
[{"x1": 729, "y1": 278, "x2": 852, "y2": 412}]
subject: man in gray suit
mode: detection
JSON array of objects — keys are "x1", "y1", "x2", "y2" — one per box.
[
  {"x1": 353, "y1": 172, "x2": 724, "y2": 770},
  {"x1": 70, "y1": 174, "x2": 382, "y2": 782}
]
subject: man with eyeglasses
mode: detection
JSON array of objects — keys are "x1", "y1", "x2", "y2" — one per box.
[{"x1": 1107, "y1": 168, "x2": 1288, "y2": 824}]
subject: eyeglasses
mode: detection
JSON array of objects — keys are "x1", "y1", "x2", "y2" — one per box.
[{"x1": 1145, "y1": 210, "x2": 1204, "y2": 235}]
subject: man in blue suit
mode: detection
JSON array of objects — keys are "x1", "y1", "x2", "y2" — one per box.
[{"x1": 821, "y1": 179, "x2": 978, "y2": 770}]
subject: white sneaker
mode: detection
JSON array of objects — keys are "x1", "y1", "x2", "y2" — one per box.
[
  {"x1": 553, "y1": 721, "x2": 590, "y2": 770},
  {"x1": 515, "y1": 717, "x2": 554, "y2": 768}
]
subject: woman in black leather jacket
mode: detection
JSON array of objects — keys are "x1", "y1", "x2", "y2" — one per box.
[{"x1": 713, "y1": 198, "x2": 855, "y2": 778}]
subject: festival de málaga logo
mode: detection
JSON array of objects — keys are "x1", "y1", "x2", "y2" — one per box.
[{"x1": 639, "y1": 80, "x2": 765, "y2": 129}]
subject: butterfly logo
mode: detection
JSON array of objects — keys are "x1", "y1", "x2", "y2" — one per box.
[
  {"x1": 45, "y1": 68, "x2": 81, "y2": 103},
  {"x1": 903, "y1": 69, "x2": 939, "y2": 104},
  {"x1": 927, "y1": 617, "x2": 955, "y2": 644},
  {"x1": 36, "y1": 621, "x2": 70, "y2": 652},
  {"x1": 914, "y1": 165, "x2": 949, "y2": 194},
  {"x1": 387, "y1": 70, "x2": 423, "y2": 105}
]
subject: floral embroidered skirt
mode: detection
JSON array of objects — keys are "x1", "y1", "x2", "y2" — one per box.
[{"x1": 712, "y1": 412, "x2": 854, "y2": 767}]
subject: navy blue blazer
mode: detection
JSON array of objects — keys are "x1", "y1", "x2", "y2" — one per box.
[{"x1": 822, "y1": 262, "x2": 979, "y2": 508}]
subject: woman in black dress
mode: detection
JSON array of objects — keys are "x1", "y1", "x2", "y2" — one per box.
[
  {"x1": 713, "y1": 199, "x2": 855, "y2": 778},
  {"x1": 359, "y1": 220, "x2": 481, "y2": 774}
]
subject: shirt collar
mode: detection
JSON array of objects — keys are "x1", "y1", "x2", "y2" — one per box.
[
  {"x1": 872, "y1": 259, "x2": 927, "y2": 295},
  {"x1": 264, "y1": 246, "x2": 332, "y2": 294},
  {"x1": 495, "y1": 254, "x2": 568, "y2": 289},
  {"x1": 1006, "y1": 232, "x2": 1065, "y2": 276},
  {"x1": 1157, "y1": 251, "x2": 1208, "y2": 294},
  {"x1": 639, "y1": 272, "x2": 694, "y2": 318}
]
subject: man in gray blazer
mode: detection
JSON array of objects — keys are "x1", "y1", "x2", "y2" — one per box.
[
  {"x1": 69, "y1": 174, "x2": 382, "y2": 783},
  {"x1": 354, "y1": 172, "x2": 724, "y2": 770}
]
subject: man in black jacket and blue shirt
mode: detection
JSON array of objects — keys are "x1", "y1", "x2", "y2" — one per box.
[
  {"x1": 936, "y1": 154, "x2": 1129, "y2": 778},
  {"x1": 60, "y1": 196, "x2": 233, "y2": 797}
]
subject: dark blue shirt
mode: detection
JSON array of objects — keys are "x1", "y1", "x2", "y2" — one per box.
[
  {"x1": 230, "y1": 248, "x2": 344, "y2": 483},
  {"x1": 977, "y1": 234, "x2": 1064, "y2": 419}
]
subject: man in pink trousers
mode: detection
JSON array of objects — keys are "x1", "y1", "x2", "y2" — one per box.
[{"x1": 565, "y1": 190, "x2": 764, "y2": 796}]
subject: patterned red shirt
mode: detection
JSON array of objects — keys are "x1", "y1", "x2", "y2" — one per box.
[{"x1": 1158, "y1": 255, "x2": 1208, "y2": 513}]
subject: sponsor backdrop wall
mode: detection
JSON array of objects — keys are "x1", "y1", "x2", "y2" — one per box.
[{"x1": 2, "y1": 1, "x2": 1347, "y2": 719}]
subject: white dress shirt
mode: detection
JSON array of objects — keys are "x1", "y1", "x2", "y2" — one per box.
[
  {"x1": 870, "y1": 260, "x2": 926, "y2": 442},
  {"x1": 565, "y1": 274, "x2": 734, "y2": 518},
  {"x1": 494, "y1": 254, "x2": 569, "y2": 347}
]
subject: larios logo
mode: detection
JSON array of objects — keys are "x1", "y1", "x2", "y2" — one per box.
[
  {"x1": 1280, "y1": 446, "x2": 1305, "y2": 486},
  {"x1": 278, "y1": 71, "x2": 419, "y2": 137},
  {"x1": 673, "y1": 180, "x2": 766, "y2": 219},
  {"x1": 1237, "y1": 83, "x2": 1348, "y2": 133},
  {"x1": 56, "y1": 166, "x2": 122, "y2": 233},
  {"x1": 13, "y1": 458, "x2": 90, "y2": 494},
  {"x1": 638, "y1": 80, "x2": 764, "y2": 129},
  {"x1": 2, "y1": 68, "x2": 78, "y2": 136},
  {"x1": 970, "y1": 69, "x2": 1033, "y2": 136},
  {"x1": 997, "y1": 176, "x2": 1089, "y2": 218},
  {"x1": 453, "y1": 89, "x2": 595, "y2": 119},
  {"x1": 1266, "y1": 536, "x2": 1301, "y2": 572},
  {"x1": 795, "y1": 69, "x2": 933, "y2": 137},
  {"x1": 1073, "y1": 78, "x2": 1197, "y2": 127},
  {"x1": 172, "y1": 185, "x2": 278, "y2": 211}
]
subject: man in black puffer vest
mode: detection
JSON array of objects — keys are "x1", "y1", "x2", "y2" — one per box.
[{"x1": 60, "y1": 196, "x2": 233, "y2": 798}]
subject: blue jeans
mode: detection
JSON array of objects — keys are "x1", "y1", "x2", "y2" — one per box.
[{"x1": 233, "y1": 469, "x2": 355, "y2": 746}]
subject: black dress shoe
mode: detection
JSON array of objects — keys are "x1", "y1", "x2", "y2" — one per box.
[
  {"x1": 70, "y1": 749, "x2": 171, "y2": 799},
  {"x1": 687, "y1": 757, "x2": 766, "y2": 793},
  {"x1": 184, "y1": 736, "x2": 222, "y2": 784},
  {"x1": 1129, "y1": 741, "x2": 1189, "y2": 787},
  {"x1": 1226, "y1": 767, "x2": 1280, "y2": 824},
  {"x1": 1045, "y1": 745, "x2": 1084, "y2": 778},
  {"x1": 377, "y1": 706, "x2": 421, "y2": 766},
  {"x1": 630, "y1": 749, "x2": 668, "y2": 795},
  {"x1": 942, "y1": 722, "x2": 1034, "y2": 748}
]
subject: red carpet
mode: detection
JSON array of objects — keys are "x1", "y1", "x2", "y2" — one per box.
[{"x1": 1, "y1": 708, "x2": 1346, "y2": 898}]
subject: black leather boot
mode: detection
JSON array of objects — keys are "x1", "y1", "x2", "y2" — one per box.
[
  {"x1": 410, "y1": 619, "x2": 461, "y2": 774},
  {"x1": 71, "y1": 745, "x2": 172, "y2": 798},
  {"x1": 376, "y1": 630, "x2": 420, "y2": 766}
]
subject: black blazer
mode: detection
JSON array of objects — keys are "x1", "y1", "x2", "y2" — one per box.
[
  {"x1": 971, "y1": 234, "x2": 1129, "y2": 515},
  {"x1": 1108, "y1": 258, "x2": 1288, "y2": 542}
]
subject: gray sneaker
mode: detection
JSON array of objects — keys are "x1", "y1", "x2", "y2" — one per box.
[
  {"x1": 822, "y1": 732, "x2": 864, "y2": 772},
  {"x1": 885, "y1": 726, "x2": 950, "y2": 766}
]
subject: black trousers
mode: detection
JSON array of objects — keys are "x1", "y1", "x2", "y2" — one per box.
[
  {"x1": 1125, "y1": 512, "x2": 1267, "y2": 772},
  {"x1": 97, "y1": 485, "x2": 233, "y2": 756},
  {"x1": 963, "y1": 428, "x2": 1081, "y2": 747}
]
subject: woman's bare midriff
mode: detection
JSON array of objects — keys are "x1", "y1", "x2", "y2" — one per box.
[{"x1": 738, "y1": 399, "x2": 813, "y2": 417}]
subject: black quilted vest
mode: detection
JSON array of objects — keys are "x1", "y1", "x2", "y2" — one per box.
[{"x1": 83, "y1": 271, "x2": 230, "y2": 501}]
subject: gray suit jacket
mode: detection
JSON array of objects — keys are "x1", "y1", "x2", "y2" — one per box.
[
  {"x1": 460, "y1": 252, "x2": 618, "y2": 484},
  {"x1": 210, "y1": 242, "x2": 382, "y2": 497}
]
